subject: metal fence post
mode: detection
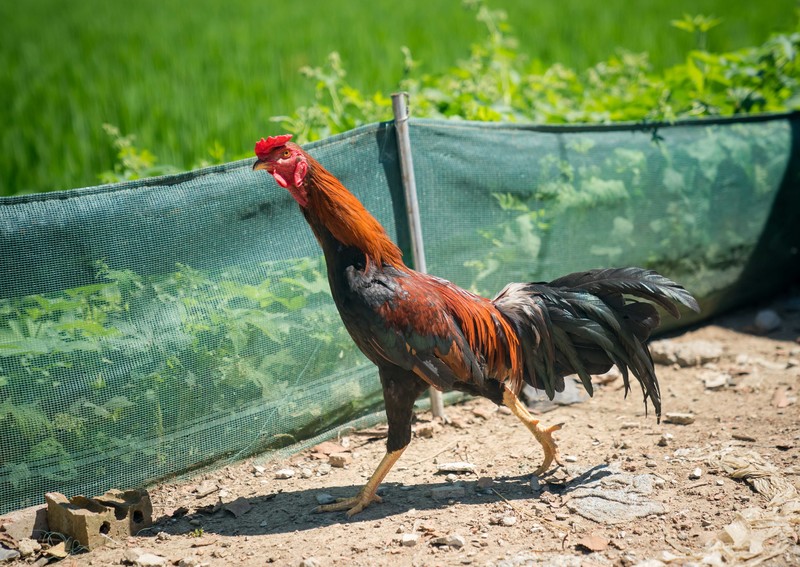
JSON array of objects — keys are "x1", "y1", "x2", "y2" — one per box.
[{"x1": 391, "y1": 92, "x2": 446, "y2": 420}]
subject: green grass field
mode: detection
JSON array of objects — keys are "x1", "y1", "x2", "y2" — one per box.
[{"x1": 1, "y1": 0, "x2": 796, "y2": 195}]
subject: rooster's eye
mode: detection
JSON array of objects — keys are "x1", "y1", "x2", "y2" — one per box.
[{"x1": 282, "y1": 150, "x2": 291, "y2": 158}]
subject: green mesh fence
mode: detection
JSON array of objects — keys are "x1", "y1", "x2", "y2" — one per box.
[{"x1": 2, "y1": 114, "x2": 799, "y2": 514}]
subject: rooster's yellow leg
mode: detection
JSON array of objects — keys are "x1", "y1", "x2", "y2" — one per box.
[
  {"x1": 502, "y1": 388, "x2": 563, "y2": 476},
  {"x1": 315, "y1": 448, "x2": 405, "y2": 517}
]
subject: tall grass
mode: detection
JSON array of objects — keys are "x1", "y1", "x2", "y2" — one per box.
[{"x1": 1, "y1": 0, "x2": 795, "y2": 195}]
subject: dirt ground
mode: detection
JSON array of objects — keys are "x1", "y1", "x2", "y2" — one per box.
[{"x1": 5, "y1": 296, "x2": 800, "y2": 566}]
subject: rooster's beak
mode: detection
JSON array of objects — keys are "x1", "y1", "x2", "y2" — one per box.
[{"x1": 252, "y1": 160, "x2": 271, "y2": 172}]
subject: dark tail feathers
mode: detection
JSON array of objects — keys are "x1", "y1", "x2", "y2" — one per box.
[{"x1": 493, "y1": 267, "x2": 700, "y2": 419}]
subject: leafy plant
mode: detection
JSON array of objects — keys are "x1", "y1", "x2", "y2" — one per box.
[
  {"x1": 0, "y1": 257, "x2": 375, "y2": 512},
  {"x1": 99, "y1": 124, "x2": 182, "y2": 184},
  {"x1": 274, "y1": 1, "x2": 800, "y2": 140}
]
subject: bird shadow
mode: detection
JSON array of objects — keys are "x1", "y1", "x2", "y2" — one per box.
[{"x1": 144, "y1": 464, "x2": 613, "y2": 538}]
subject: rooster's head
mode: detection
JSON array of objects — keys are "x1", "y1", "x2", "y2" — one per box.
[{"x1": 253, "y1": 134, "x2": 310, "y2": 206}]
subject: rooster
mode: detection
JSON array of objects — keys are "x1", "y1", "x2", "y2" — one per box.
[{"x1": 253, "y1": 134, "x2": 699, "y2": 517}]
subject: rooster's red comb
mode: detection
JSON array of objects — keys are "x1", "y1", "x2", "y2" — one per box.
[{"x1": 255, "y1": 134, "x2": 293, "y2": 159}]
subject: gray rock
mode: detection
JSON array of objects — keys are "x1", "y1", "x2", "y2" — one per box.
[
  {"x1": 754, "y1": 309, "x2": 782, "y2": 332},
  {"x1": 563, "y1": 464, "x2": 666, "y2": 524},
  {"x1": 274, "y1": 468, "x2": 295, "y2": 479},
  {"x1": 523, "y1": 375, "x2": 589, "y2": 411},
  {"x1": 650, "y1": 339, "x2": 723, "y2": 367},
  {"x1": 702, "y1": 371, "x2": 731, "y2": 390},
  {"x1": 400, "y1": 533, "x2": 419, "y2": 547},
  {"x1": 431, "y1": 533, "x2": 466, "y2": 548},
  {"x1": 298, "y1": 559, "x2": 322, "y2": 567},
  {"x1": 315, "y1": 493, "x2": 336, "y2": 505},
  {"x1": 0, "y1": 548, "x2": 21, "y2": 563}
]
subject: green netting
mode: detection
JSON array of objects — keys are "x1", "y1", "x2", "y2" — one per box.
[
  {"x1": 2, "y1": 114, "x2": 799, "y2": 514},
  {"x1": 408, "y1": 116, "x2": 800, "y2": 326}
]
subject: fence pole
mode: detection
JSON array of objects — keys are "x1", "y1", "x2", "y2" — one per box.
[{"x1": 391, "y1": 92, "x2": 446, "y2": 421}]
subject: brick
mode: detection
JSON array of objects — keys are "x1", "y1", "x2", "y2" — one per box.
[{"x1": 45, "y1": 488, "x2": 152, "y2": 550}]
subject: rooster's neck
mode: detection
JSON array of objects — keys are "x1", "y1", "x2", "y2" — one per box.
[{"x1": 301, "y1": 156, "x2": 405, "y2": 270}]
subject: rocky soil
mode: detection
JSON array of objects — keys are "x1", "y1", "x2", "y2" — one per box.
[{"x1": 2, "y1": 297, "x2": 799, "y2": 566}]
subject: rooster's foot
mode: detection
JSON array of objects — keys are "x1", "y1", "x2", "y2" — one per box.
[
  {"x1": 502, "y1": 387, "x2": 564, "y2": 476},
  {"x1": 315, "y1": 491, "x2": 382, "y2": 517}
]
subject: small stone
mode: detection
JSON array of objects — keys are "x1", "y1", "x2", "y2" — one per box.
[
  {"x1": 716, "y1": 479, "x2": 724, "y2": 486},
  {"x1": 188, "y1": 518, "x2": 202, "y2": 526},
  {"x1": 432, "y1": 533, "x2": 466, "y2": 548},
  {"x1": 476, "y1": 476, "x2": 493, "y2": 489},
  {"x1": 223, "y1": 497, "x2": 252, "y2": 518},
  {"x1": 218, "y1": 489, "x2": 230, "y2": 499},
  {"x1": 312, "y1": 441, "x2": 347, "y2": 456},
  {"x1": 564, "y1": 455, "x2": 578, "y2": 463},
  {"x1": 555, "y1": 512, "x2": 570, "y2": 521},
  {"x1": 646, "y1": 461, "x2": 658, "y2": 468},
  {"x1": 124, "y1": 550, "x2": 168, "y2": 567},
  {"x1": 501, "y1": 516, "x2": 517, "y2": 526},
  {"x1": 275, "y1": 468, "x2": 295, "y2": 479},
  {"x1": 654, "y1": 478, "x2": 666, "y2": 489},
  {"x1": 446, "y1": 473, "x2": 457, "y2": 483},
  {"x1": 252, "y1": 465, "x2": 266, "y2": 476},
  {"x1": 328, "y1": 453, "x2": 352, "y2": 468},
  {"x1": 16, "y1": 538, "x2": 41, "y2": 557},
  {"x1": 657, "y1": 433, "x2": 674, "y2": 446},
  {"x1": 317, "y1": 464, "x2": 332, "y2": 475},
  {"x1": 178, "y1": 558, "x2": 205, "y2": 567},
  {"x1": 0, "y1": 548, "x2": 20, "y2": 563},
  {"x1": 689, "y1": 467, "x2": 703, "y2": 480},
  {"x1": 471, "y1": 407, "x2": 493, "y2": 420},
  {"x1": 298, "y1": 559, "x2": 321, "y2": 567},
  {"x1": 193, "y1": 481, "x2": 219, "y2": 498},
  {"x1": 754, "y1": 309, "x2": 782, "y2": 333},
  {"x1": 260, "y1": 520, "x2": 268, "y2": 527},
  {"x1": 301, "y1": 468, "x2": 313, "y2": 479},
  {"x1": 436, "y1": 462, "x2": 476, "y2": 473},
  {"x1": 702, "y1": 371, "x2": 731, "y2": 390},
  {"x1": 664, "y1": 413, "x2": 695, "y2": 425},
  {"x1": 155, "y1": 531, "x2": 172, "y2": 541},
  {"x1": 431, "y1": 485, "x2": 466, "y2": 500},
  {"x1": 576, "y1": 534, "x2": 609, "y2": 552},
  {"x1": 315, "y1": 493, "x2": 336, "y2": 505},
  {"x1": 416, "y1": 424, "x2": 436, "y2": 438},
  {"x1": 400, "y1": 533, "x2": 419, "y2": 547},
  {"x1": 732, "y1": 433, "x2": 757, "y2": 442},
  {"x1": 44, "y1": 541, "x2": 68, "y2": 559},
  {"x1": 530, "y1": 476, "x2": 542, "y2": 492}
]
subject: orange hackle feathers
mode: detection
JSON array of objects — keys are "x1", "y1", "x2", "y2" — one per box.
[{"x1": 303, "y1": 153, "x2": 405, "y2": 270}]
